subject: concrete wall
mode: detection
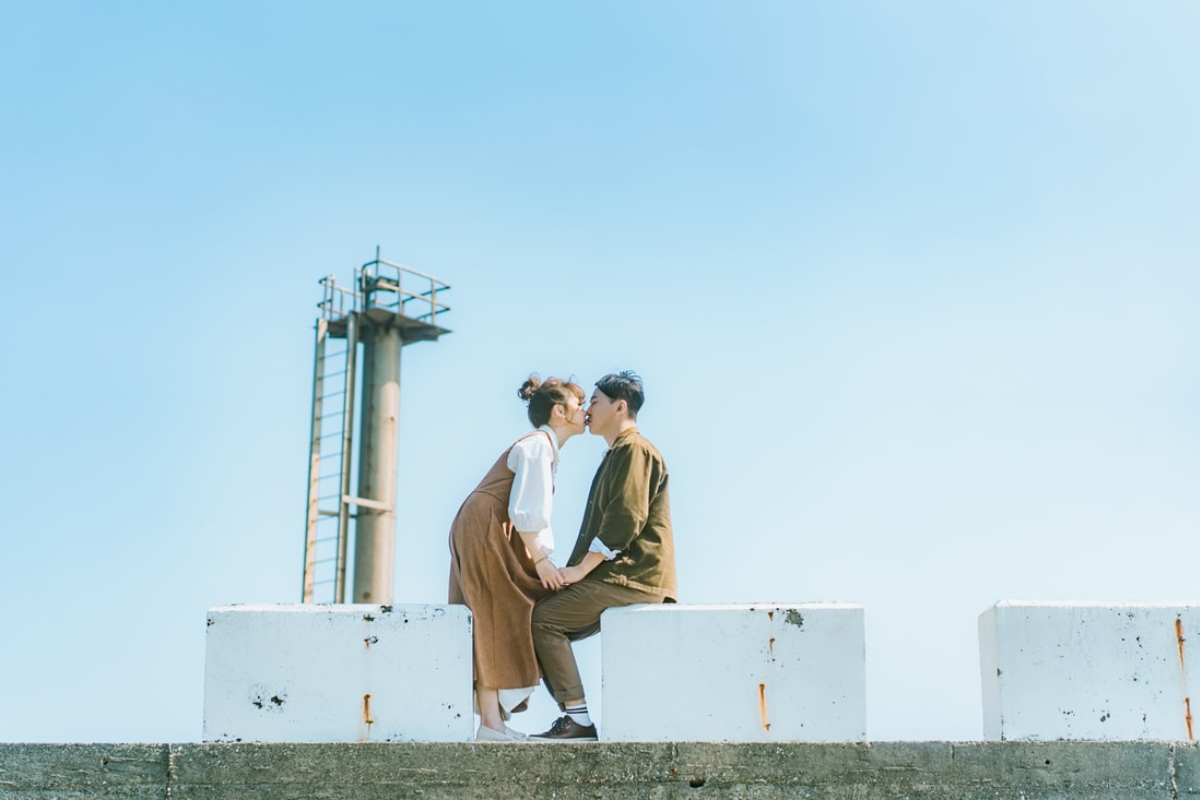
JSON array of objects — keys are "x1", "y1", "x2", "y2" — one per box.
[
  {"x1": 601, "y1": 603, "x2": 865, "y2": 742},
  {"x1": 204, "y1": 604, "x2": 473, "y2": 743},
  {"x1": 980, "y1": 601, "x2": 1198, "y2": 741},
  {"x1": 2, "y1": 741, "x2": 1198, "y2": 799}
]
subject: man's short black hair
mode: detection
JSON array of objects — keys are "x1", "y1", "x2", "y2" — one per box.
[{"x1": 595, "y1": 371, "x2": 644, "y2": 420}]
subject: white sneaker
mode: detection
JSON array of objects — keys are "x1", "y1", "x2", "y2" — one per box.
[{"x1": 475, "y1": 723, "x2": 527, "y2": 742}]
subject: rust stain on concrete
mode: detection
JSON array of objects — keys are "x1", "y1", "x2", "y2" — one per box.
[
  {"x1": 1177, "y1": 619, "x2": 1187, "y2": 666},
  {"x1": 758, "y1": 683, "x2": 770, "y2": 733},
  {"x1": 1176, "y1": 618, "x2": 1194, "y2": 740}
]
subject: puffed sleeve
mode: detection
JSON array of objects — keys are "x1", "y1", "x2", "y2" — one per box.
[{"x1": 507, "y1": 434, "x2": 555, "y2": 534}]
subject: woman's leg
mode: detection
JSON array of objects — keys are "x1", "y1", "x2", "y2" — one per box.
[{"x1": 476, "y1": 685, "x2": 506, "y2": 732}]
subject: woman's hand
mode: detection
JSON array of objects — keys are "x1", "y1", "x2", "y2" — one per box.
[{"x1": 535, "y1": 558, "x2": 564, "y2": 591}]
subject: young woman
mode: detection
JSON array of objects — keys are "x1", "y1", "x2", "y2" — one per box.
[{"x1": 447, "y1": 376, "x2": 586, "y2": 741}]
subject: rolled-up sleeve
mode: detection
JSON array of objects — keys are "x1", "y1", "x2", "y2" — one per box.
[
  {"x1": 507, "y1": 435, "x2": 555, "y2": 534},
  {"x1": 588, "y1": 538, "x2": 620, "y2": 560}
]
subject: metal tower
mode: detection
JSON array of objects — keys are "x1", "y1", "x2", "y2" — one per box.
[{"x1": 301, "y1": 249, "x2": 451, "y2": 604}]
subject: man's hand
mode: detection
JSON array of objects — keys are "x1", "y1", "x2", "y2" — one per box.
[
  {"x1": 557, "y1": 551, "x2": 607, "y2": 585},
  {"x1": 535, "y1": 558, "x2": 565, "y2": 591},
  {"x1": 557, "y1": 565, "x2": 587, "y2": 585}
]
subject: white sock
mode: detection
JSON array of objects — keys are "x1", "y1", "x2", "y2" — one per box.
[{"x1": 565, "y1": 703, "x2": 592, "y2": 726}]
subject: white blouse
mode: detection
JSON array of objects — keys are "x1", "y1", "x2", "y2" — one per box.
[{"x1": 506, "y1": 425, "x2": 558, "y2": 555}]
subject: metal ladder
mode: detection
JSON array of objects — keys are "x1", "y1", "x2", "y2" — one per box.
[
  {"x1": 300, "y1": 252, "x2": 452, "y2": 604},
  {"x1": 301, "y1": 276, "x2": 361, "y2": 603}
]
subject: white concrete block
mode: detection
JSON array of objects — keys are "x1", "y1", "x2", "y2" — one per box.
[
  {"x1": 204, "y1": 603, "x2": 473, "y2": 742},
  {"x1": 600, "y1": 603, "x2": 865, "y2": 742},
  {"x1": 979, "y1": 600, "x2": 1199, "y2": 741}
]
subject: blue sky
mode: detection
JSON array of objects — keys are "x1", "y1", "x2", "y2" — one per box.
[{"x1": 2, "y1": 1, "x2": 1198, "y2": 742}]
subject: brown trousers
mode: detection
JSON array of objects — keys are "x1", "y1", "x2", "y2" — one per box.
[{"x1": 531, "y1": 579, "x2": 662, "y2": 706}]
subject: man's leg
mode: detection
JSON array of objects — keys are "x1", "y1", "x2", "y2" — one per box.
[
  {"x1": 531, "y1": 580, "x2": 658, "y2": 737},
  {"x1": 533, "y1": 582, "x2": 606, "y2": 707}
]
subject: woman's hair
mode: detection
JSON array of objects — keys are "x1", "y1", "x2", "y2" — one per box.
[{"x1": 518, "y1": 375, "x2": 585, "y2": 427}]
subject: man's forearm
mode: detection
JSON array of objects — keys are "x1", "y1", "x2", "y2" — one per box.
[
  {"x1": 574, "y1": 551, "x2": 606, "y2": 576},
  {"x1": 561, "y1": 551, "x2": 606, "y2": 584}
]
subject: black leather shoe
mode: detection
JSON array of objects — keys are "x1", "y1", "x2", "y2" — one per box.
[{"x1": 528, "y1": 715, "x2": 598, "y2": 741}]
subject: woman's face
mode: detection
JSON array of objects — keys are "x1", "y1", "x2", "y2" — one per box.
[{"x1": 561, "y1": 393, "x2": 586, "y2": 434}]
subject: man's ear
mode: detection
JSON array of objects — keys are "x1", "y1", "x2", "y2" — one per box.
[{"x1": 615, "y1": 400, "x2": 627, "y2": 417}]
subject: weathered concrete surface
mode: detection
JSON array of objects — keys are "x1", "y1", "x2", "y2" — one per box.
[
  {"x1": 0, "y1": 744, "x2": 168, "y2": 799},
  {"x1": 980, "y1": 601, "x2": 1200, "y2": 741},
  {"x1": 602, "y1": 604, "x2": 866, "y2": 742},
  {"x1": 204, "y1": 603, "x2": 474, "y2": 743},
  {"x1": 2, "y1": 741, "x2": 1198, "y2": 799},
  {"x1": 1174, "y1": 741, "x2": 1200, "y2": 796}
]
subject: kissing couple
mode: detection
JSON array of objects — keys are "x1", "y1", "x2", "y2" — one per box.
[{"x1": 447, "y1": 371, "x2": 676, "y2": 742}]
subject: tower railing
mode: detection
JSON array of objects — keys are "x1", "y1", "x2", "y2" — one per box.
[
  {"x1": 318, "y1": 275, "x2": 362, "y2": 322},
  {"x1": 359, "y1": 256, "x2": 451, "y2": 326}
]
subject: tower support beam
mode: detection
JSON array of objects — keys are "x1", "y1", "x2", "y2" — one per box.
[{"x1": 351, "y1": 320, "x2": 401, "y2": 604}]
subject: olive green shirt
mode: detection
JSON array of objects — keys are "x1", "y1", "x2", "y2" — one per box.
[{"x1": 567, "y1": 427, "x2": 676, "y2": 600}]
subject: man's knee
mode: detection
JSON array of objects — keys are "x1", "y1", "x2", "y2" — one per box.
[
  {"x1": 532, "y1": 598, "x2": 573, "y2": 643},
  {"x1": 530, "y1": 616, "x2": 554, "y2": 643},
  {"x1": 531, "y1": 600, "x2": 557, "y2": 629}
]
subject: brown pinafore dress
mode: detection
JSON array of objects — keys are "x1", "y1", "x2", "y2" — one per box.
[{"x1": 447, "y1": 431, "x2": 555, "y2": 691}]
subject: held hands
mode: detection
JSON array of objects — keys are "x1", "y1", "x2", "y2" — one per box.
[
  {"x1": 534, "y1": 557, "x2": 565, "y2": 591},
  {"x1": 557, "y1": 565, "x2": 587, "y2": 585},
  {"x1": 530, "y1": 544, "x2": 599, "y2": 590},
  {"x1": 557, "y1": 552, "x2": 604, "y2": 586}
]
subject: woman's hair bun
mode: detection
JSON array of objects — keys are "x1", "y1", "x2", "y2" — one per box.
[
  {"x1": 517, "y1": 374, "x2": 585, "y2": 427},
  {"x1": 518, "y1": 375, "x2": 542, "y2": 402}
]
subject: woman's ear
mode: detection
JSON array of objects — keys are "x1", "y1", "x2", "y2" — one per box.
[{"x1": 551, "y1": 403, "x2": 567, "y2": 422}]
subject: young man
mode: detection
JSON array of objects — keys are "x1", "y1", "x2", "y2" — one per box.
[{"x1": 529, "y1": 371, "x2": 676, "y2": 741}]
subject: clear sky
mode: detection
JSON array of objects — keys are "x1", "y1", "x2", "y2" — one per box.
[{"x1": 2, "y1": 1, "x2": 1198, "y2": 743}]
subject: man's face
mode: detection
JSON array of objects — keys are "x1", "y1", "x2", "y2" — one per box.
[{"x1": 585, "y1": 389, "x2": 617, "y2": 437}]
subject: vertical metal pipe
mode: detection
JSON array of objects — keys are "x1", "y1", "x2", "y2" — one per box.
[
  {"x1": 301, "y1": 317, "x2": 328, "y2": 603},
  {"x1": 352, "y1": 320, "x2": 401, "y2": 604},
  {"x1": 334, "y1": 312, "x2": 358, "y2": 604}
]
